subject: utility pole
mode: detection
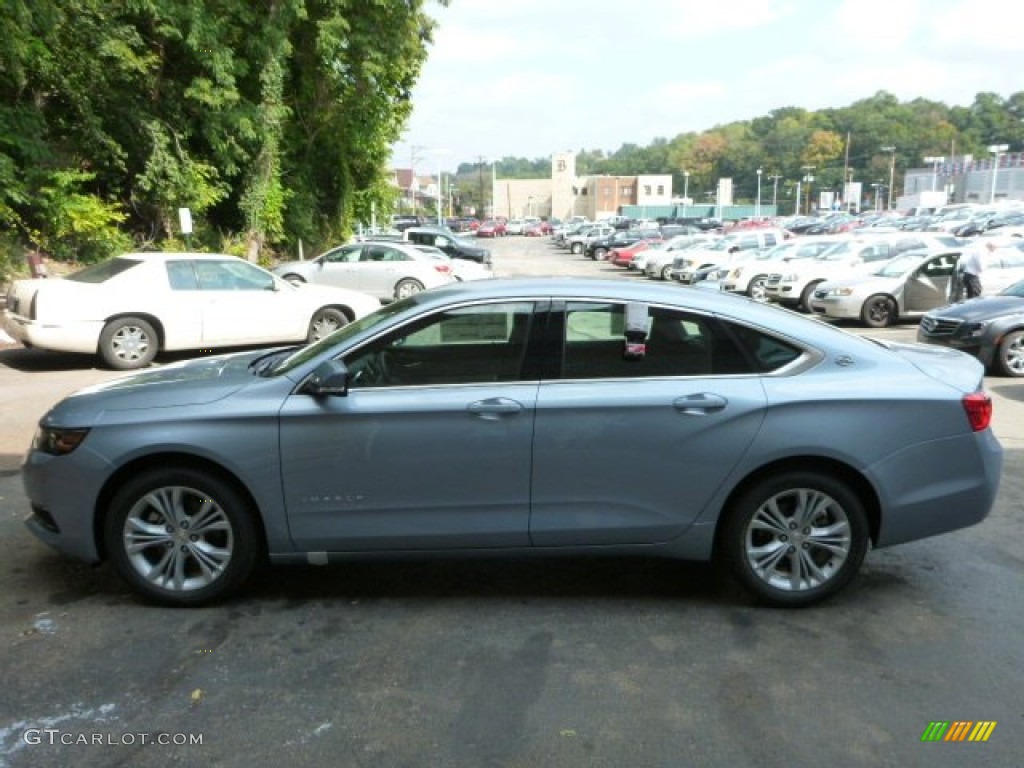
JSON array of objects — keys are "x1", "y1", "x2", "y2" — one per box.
[
  {"x1": 476, "y1": 155, "x2": 487, "y2": 217},
  {"x1": 410, "y1": 144, "x2": 426, "y2": 216},
  {"x1": 768, "y1": 174, "x2": 782, "y2": 211}
]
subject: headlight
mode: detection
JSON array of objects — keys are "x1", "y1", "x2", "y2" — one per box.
[
  {"x1": 781, "y1": 273, "x2": 799, "y2": 282},
  {"x1": 962, "y1": 322, "x2": 989, "y2": 340},
  {"x1": 32, "y1": 427, "x2": 90, "y2": 456},
  {"x1": 827, "y1": 287, "x2": 855, "y2": 297}
]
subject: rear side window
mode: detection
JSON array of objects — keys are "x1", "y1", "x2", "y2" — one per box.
[
  {"x1": 66, "y1": 258, "x2": 141, "y2": 283},
  {"x1": 562, "y1": 303, "x2": 756, "y2": 378}
]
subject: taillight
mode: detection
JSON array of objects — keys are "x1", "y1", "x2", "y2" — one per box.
[
  {"x1": 434, "y1": 264, "x2": 451, "y2": 274},
  {"x1": 962, "y1": 391, "x2": 992, "y2": 432}
]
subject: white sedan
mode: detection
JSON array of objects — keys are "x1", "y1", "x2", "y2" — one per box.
[
  {"x1": 272, "y1": 240, "x2": 456, "y2": 301},
  {"x1": 808, "y1": 250, "x2": 958, "y2": 327},
  {"x1": 2, "y1": 252, "x2": 381, "y2": 369}
]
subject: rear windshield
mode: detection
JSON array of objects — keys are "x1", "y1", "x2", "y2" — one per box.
[{"x1": 65, "y1": 258, "x2": 141, "y2": 284}]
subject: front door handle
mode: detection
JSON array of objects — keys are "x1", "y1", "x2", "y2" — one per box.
[
  {"x1": 468, "y1": 398, "x2": 523, "y2": 420},
  {"x1": 673, "y1": 393, "x2": 728, "y2": 415}
]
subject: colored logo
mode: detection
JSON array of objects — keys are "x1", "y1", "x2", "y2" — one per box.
[{"x1": 921, "y1": 721, "x2": 997, "y2": 742}]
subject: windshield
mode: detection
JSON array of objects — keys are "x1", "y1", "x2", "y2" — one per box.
[
  {"x1": 1002, "y1": 280, "x2": 1024, "y2": 297},
  {"x1": 872, "y1": 255, "x2": 918, "y2": 277},
  {"x1": 267, "y1": 300, "x2": 408, "y2": 376}
]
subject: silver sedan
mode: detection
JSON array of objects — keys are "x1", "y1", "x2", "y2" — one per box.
[
  {"x1": 21, "y1": 278, "x2": 1002, "y2": 608},
  {"x1": 273, "y1": 240, "x2": 455, "y2": 301}
]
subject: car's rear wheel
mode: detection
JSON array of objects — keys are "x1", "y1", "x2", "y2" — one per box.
[
  {"x1": 394, "y1": 278, "x2": 425, "y2": 300},
  {"x1": 99, "y1": 317, "x2": 158, "y2": 370},
  {"x1": 719, "y1": 471, "x2": 869, "y2": 607},
  {"x1": 571, "y1": 242, "x2": 583, "y2": 255},
  {"x1": 861, "y1": 294, "x2": 896, "y2": 328},
  {"x1": 996, "y1": 329, "x2": 1024, "y2": 377},
  {"x1": 104, "y1": 467, "x2": 261, "y2": 606},
  {"x1": 307, "y1": 307, "x2": 348, "y2": 341},
  {"x1": 594, "y1": 247, "x2": 608, "y2": 260}
]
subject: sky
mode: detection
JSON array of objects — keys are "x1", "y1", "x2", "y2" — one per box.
[{"x1": 392, "y1": 0, "x2": 1024, "y2": 172}]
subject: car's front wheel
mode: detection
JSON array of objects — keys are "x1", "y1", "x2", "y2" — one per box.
[
  {"x1": 104, "y1": 467, "x2": 261, "y2": 606},
  {"x1": 996, "y1": 329, "x2": 1024, "y2": 377},
  {"x1": 719, "y1": 471, "x2": 869, "y2": 607},
  {"x1": 571, "y1": 242, "x2": 583, "y2": 255},
  {"x1": 99, "y1": 317, "x2": 158, "y2": 370},
  {"x1": 861, "y1": 294, "x2": 896, "y2": 328},
  {"x1": 307, "y1": 307, "x2": 348, "y2": 342},
  {"x1": 593, "y1": 247, "x2": 608, "y2": 260},
  {"x1": 748, "y1": 275, "x2": 768, "y2": 301}
]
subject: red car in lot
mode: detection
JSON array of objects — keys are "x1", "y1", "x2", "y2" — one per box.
[
  {"x1": 608, "y1": 238, "x2": 661, "y2": 268},
  {"x1": 476, "y1": 219, "x2": 507, "y2": 238},
  {"x1": 524, "y1": 221, "x2": 546, "y2": 237}
]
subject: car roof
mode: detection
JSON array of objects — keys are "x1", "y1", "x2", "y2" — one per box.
[{"x1": 117, "y1": 251, "x2": 241, "y2": 263}]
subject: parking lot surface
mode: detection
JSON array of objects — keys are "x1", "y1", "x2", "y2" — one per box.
[{"x1": 1, "y1": 235, "x2": 1022, "y2": 767}]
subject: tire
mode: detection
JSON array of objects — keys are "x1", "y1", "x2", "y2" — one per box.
[
  {"x1": 594, "y1": 247, "x2": 608, "y2": 261},
  {"x1": 719, "y1": 471, "x2": 869, "y2": 607},
  {"x1": 99, "y1": 317, "x2": 158, "y2": 370},
  {"x1": 571, "y1": 242, "x2": 583, "y2": 255},
  {"x1": 996, "y1": 329, "x2": 1024, "y2": 377},
  {"x1": 860, "y1": 294, "x2": 896, "y2": 328},
  {"x1": 394, "y1": 278, "x2": 425, "y2": 300},
  {"x1": 307, "y1": 307, "x2": 348, "y2": 342},
  {"x1": 798, "y1": 281, "x2": 822, "y2": 313},
  {"x1": 661, "y1": 265, "x2": 674, "y2": 281},
  {"x1": 103, "y1": 467, "x2": 261, "y2": 606},
  {"x1": 748, "y1": 275, "x2": 768, "y2": 302},
  {"x1": 283, "y1": 274, "x2": 306, "y2": 286}
]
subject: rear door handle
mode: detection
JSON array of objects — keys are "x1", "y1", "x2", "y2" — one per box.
[{"x1": 673, "y1": 393, "x2": 728, "y2": 415}]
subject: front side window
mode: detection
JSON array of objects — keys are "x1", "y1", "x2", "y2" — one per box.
[
  {"x1": 344, "y1": 302, "x2": 535, "y2": 388},
  {"x1": 324, "y1": 245, "x2": 362, "y2": 263}
]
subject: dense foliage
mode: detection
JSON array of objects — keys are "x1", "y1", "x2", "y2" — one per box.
[
  {"x1": 0, "y1": 0, "x2": 441, "y2": 275},
  {"x1": 453, "y1": 90, "x2": 1024, "y2": 213}
]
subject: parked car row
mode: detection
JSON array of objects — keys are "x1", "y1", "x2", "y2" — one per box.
[{"x1": 540, "y1": 223, "x2": 1024, "y2": 377}]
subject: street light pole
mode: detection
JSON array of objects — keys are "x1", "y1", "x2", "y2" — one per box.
[
  {"x1": 881, "y1": 146, "x2": 896, "y2": 210},
  {"x1": 800, "y1": 165, "x2": 815, "y2": 215},
  {"x1": 769, "y1": 174, "x2": 781, "y2": 211},
  {"x1": 756, "y1": 167, "x2": 762, "y2": 219},
  {"x1": 988, "y1": 144, "x2": 1009, "y2": 203},
  {"x1": 683, "y1": 171, "x2": 690, "y2": 219}
]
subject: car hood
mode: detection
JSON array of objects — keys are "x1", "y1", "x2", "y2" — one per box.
[
  {"x1": 41, "y1": 350, "x2": 270, "y2": 426},
  {"x1": 928, "y1": 296, "x2": 1024, "y2": 320}
]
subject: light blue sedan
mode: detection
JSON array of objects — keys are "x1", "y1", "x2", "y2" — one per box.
[{"x1": 21, "y1": 278, "x2": 1002, "y2": 607}]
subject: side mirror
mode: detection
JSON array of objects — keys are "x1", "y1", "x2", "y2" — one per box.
[{"x1": 300, "y1": 359, "x2": 350, "y2": 397}]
